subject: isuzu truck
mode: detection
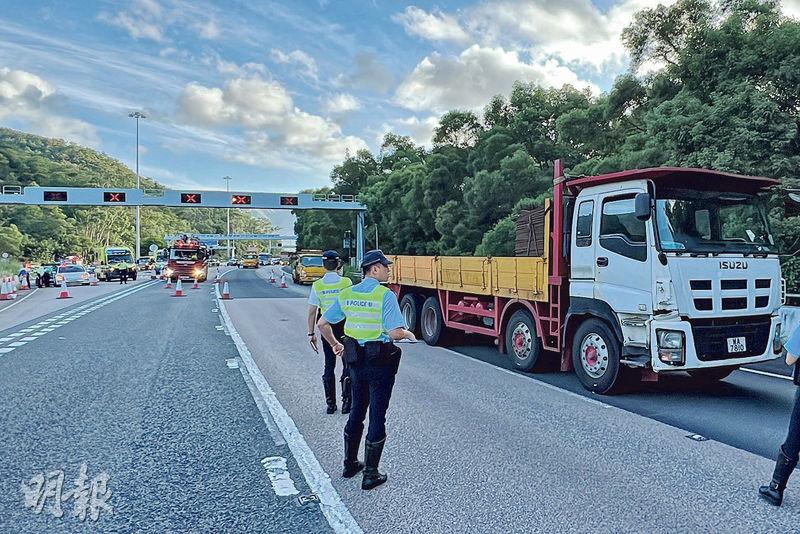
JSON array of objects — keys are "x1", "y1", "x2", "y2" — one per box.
[{"x1": 389, "y1": 161, "x2": 784, "y2": 393}]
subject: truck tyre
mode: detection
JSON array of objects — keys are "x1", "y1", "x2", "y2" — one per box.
[
  {"x1": 687, "y1": 366, "x2": 737, "y2": 382},
  {"x1": 400, "y1": 293, "x2": 423, "y2": 335},
  {"x1": 420, "y1": 296, "x2": 446, "y2": 346},
  {"x1": 572, "y1": 318, "x2": 624, "y2": 394},
  {"x1": 505, "y1": 310, "x2": 543, "y2": 371}
]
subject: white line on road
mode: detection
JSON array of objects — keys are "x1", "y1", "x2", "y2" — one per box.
[
  {"x1": 261, "y1": 456, "x2": 300, "y2": 496},
  {"x1": 739, "y1": 367, "x2": 792, "y2": 381},
  {"x1": 0, "y1": 348, "x2": 13, "y2": 354},
  {"x1": 215, "y1": 285, "x2": 362, "y2": 534},
  {"x1": 0, "y1": 287, "x2": 38, "y2": 313}
]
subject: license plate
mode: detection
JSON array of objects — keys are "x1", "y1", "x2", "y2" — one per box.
[{"x1": 727, "y1": 337, "x2": 746, "y2": 353}]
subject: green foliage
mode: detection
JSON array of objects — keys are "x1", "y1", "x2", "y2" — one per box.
[{"x1": 0, "y1": 128, "x2": 272, "y2": 262}]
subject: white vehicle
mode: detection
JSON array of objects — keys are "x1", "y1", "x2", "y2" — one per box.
[
  {"x1": 55, "y1": 264, "x2": 90, "y2": 286},
  {"x1": 390, "y1": 163, "x2": 785, "y2": 393}
]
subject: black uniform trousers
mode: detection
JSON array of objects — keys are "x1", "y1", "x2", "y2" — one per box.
[
  {"x1": 321, "y1": 321, "x2": 348, "y2": 381},
  {"x1": 344, "y1": 344, "x2": 401, "y2": 443},
  {"x1": 783, "y1": 387, "x2": 800, "y2": 460}
]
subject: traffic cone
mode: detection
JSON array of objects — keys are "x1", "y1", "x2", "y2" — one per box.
[
  {"x1": 11, "y1": 276, "x2": 17, "y2": 294},
  {"x1": 173, "y1": 279, "x2": 185, "y2": 297},
  {"x1": 19, "y1": 276, "x2": 29, "y2": 291},
  {"x1": 89, "y1": 272, "x2": 98, "y2": 286},
  {"x1": 222, "y1": 281, "x2": 232, "y2": 300},
  {"x1": 165, "y1": 277, "x2": 173, "y2": 289},
  {"x1": 269, "y1": 270, "x2": 276, "y2": 283},
  {"x1": 0, "y1": 279, "x2": 12, "y2": 301},
  {"x1": 57, "y1": 280, "x2": 71, "y2": 299},
  {"x1": 280, "y1": 273, "x2": 287, "y2": 288},
  {"x1": 192, "y1": 278, "x2": 200, "y2": 289}
]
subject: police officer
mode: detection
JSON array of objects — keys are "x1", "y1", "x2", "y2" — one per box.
[
  {"x1": 318, "y1": 250, "x2": 416, "y2": 490},
  {"x1": 307, "y1": 250, "x2": 353, "y2": 415},
  {"x1": 119, "y1": 262, "x2": 129, "y2": 284}
]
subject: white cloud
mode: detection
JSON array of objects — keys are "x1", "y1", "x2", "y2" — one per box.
[
  {"x1": 98, "y1": 0, "x2": 221, "y2": 42},
  {"x1": 390, "y1": 115, "x2": 440, "y2": 146},
  {"x1": 322, "y1": 93, "x2": 361, "y2": 114},
  {"x1": 783, "y1": 0, "x2": 800, "y2": 19},
  {"x1": 270, "y1": 49, "x2": 318, "y2": 80},
  {"x1": 0, "y1": 67, "x2": 99, "y2": 146},
  {"x1": 176, "y1": 76, "x2": 366, "y2": 170},
  {"x1": 395, "y1": 45, "x2": 598, "y2": 113},
  {"x1": 393, "y1": 6, "x2": 471, "y2": 44},
  {"x1": 334, "y1": 52, "x2": 395, "y2": 93}
]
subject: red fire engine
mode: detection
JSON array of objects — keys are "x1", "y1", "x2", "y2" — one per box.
[{"x1": 165, "y1": 237, "x2": 209, "y2": 282}]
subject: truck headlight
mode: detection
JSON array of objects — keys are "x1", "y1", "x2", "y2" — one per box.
[
  {"x1": 657, "y1": 329, "x2": 685, "y2": 365},
  {"x1": 165, "y1": 268, "x2": 173, "y2": 276},
  {"x1": 774, "y1": 323, "x2": 783, "y2": 355}
]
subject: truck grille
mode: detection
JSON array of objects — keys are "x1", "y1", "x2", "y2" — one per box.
[
  {"x1": 689, "y1": 278, "x2": 772, "y2": 312},
  {"x1": 689, "y1": 316, "x2": 771, "y2": 361}
]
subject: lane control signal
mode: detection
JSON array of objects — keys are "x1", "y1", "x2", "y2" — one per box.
[
  {"x1": 43, "y1": 191, "x2": 68, "y2": 202},
  {"x1": 180, "y1": 193, "x2": 202, "y2": 204},
  {"x1": 103, "y1": 192, "x2": 126, "y2": 203},
  {"x1": 232, "y1": 195, "x2": 252, "y2": 205}
]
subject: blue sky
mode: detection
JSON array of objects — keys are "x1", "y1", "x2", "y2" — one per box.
[{"x1": 0, "y1": 0, "x2": 689, "y2": 231}]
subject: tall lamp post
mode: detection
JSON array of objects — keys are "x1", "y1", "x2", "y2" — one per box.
[
  {"x1": 128, "y1": 111, "x2": 146, "y2": 259},
  {"x1": 223, "y1": 175, "x2": 233, "y2": 260}
]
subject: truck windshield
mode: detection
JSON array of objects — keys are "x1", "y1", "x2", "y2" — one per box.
[
  {"x1": 655, "y1": 189, "x2": 776, "y2": 254},
  {"x1": 170, "y1": 250, "x2": 201, "y2": 260},
  {"x1": 108, "y1": 253, "x2": 133, "y2": 263},
  {"x1": 301, "y1": 256, "x2": 323, "y2": 267}
]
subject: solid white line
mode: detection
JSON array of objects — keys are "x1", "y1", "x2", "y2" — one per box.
[
  {"x1": 739, "y1": 367, "x2": 792, "y2": 381},
  {"x1": 215, "y1": 285, "x2": 362, "y2": 534},
  {"x1": 0, "y1": 287, "x2": 38, "y2": 313},
  {"x1": 0, "y1": 347, "x2": 13, "y2": 354}
]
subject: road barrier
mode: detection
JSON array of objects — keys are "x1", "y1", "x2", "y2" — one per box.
[
  {"x1": 222, "y1": 281, "x2": 232, "y2": 300},
  {"x1": 57, "y1": 280, "x2": 71, "y2": 299},
  {"x1": 173, "y1": 279, "x2": 186, "y2": 297},
  {"x1": 280, "y1": 273, "x2": 287, "y2": 288}
]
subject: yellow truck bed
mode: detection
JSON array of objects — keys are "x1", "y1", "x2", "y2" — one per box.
[{"x1": 388, "y1": 254, "x2": 549, "y2": 302}]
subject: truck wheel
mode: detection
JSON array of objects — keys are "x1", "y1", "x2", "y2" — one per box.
[
  {"x1": 572, "y1": 318, "x2": 623, "y2": 394},
  {"x1": 400, "y1": 294, "x2": 423, "y2": 334},
  {"x1": 687, "y1": 366, "x2": 737, "y2": 382},
  {"x1": 505, "y1": 310, "x2": 543, "y2": 371},
  {"x1": 420, "y1": 297, "x2": 446, "y2": 345}
]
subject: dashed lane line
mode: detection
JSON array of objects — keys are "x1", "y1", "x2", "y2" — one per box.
[{"x1": 0, "y1": 280, "x2": 160, "y2": 357}]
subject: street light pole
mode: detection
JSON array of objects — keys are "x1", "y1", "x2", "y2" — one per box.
[
  {"x1": 128, "y1": 111, "x2": 146, "y2": 259},
  {"x1": 223, "y1": 176, "x2": 232, "y2": 260}
]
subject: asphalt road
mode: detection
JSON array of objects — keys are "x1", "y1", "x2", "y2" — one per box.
[{"x1": 3, "y1": 267, "x2": 800, "y2": 532}]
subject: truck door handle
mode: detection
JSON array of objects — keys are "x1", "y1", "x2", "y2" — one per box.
[{"x1": 597, "y1": 257, "x2": 609, "y2": 267}]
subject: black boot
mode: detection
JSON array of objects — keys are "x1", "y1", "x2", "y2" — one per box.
[
  {"x1": 323, "y1": 377, "x2": 337, "y2": 414},
  {"x1": 342, "y1": 430, "x2": 364, "y2": 478},
  {"x1": 759, "y1": 447, "x2": 798, "y2": 506},
  {"x1": 341, "y1": 375, "x2": 352, "y2": 415},
  {"x1": 362, "y1": 438, "x2": 388, "y2": 490}
]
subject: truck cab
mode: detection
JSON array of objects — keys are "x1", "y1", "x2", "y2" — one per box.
[
  {"x1": 165, "y1": 238, "x2": 209, "y2": 282},
  {"x1": 292, "y1": 252, "x2": 325, "y2": 284},
  {"x1": 566, "y1": 168, "x2": 783, "y2": 391}
]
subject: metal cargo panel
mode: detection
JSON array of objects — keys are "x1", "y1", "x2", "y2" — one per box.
[
  {"x1": 438, "y1": 257, "x2": 492, "y2": 296},
  {"x1": 492, "y1": 257, "x2": 548, "y2": 302},
  {"x1": 389, "y1": 255, "x2": 437, "y2": 288}
]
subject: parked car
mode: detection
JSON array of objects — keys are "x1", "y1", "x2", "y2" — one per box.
[
  {"x1": 137, "y1": 257, "x2": 154, "y2": 271},
  {"x1": 226, "y1": 258, "x2": 239, "y2": 267},
  {"x1": 55, "y1": 264, "x2": 90, "y2": 286}
]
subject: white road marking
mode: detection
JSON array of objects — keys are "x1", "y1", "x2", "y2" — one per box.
[
  {"x1": 20, "y1": 337, "x2": 37, "y2": 341},
  {"x1": 0, "y1": 337, "x2": 11, "y2": 342},
  {"x1": 7, "y1": 333, "x2": 22, "y2": 338},
  {"x1": 215, "y1": 285, "x2": 362, "y2": 534},
  {"x1": 0, "y1": 347, "x2": 14, "y2": 354},
  {"x1": 261, "y1": 457, "x2": 299, "y2": 496},
  {"x1": 19, "y1": 328, "x2": 34, "y2": 333},
  {"x1": 0, "y1": 287, "x2": 38, "y2": 313},
  {"x1": 8, "y1": 342, "x2": 26, "y2": 347},
  {"x1": 739, "y1": 367, "x2": 792, "y2": 381}
]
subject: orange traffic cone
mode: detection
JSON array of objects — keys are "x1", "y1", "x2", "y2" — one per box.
[
  {"x1": 19, "y1": 275, "x2": 29, "y2": 291},
  {"x1": 165, "y1": 277, "x2": 173, "y2": 289},
  {"x1": 191, "y1": 278, "x2": 200, "y2": 289},
  {"x1": 279, "y1": 273, "x2": 287, "y2": 288},
  {"x1": 57, "y1": 280, "x2": 71, "y2": 299},
  {"x1": 173, "y1": 279, "x2": 185, "y2": 297},
  {"x1": 89, "y1": 272, "x2": 99, "y2": 286},
  {"x1": 222, "y1": 281, "x2": 232, "y2": 300},
  {"x1": 11, "y1": 276, "x2": 17, "y2": 294},
  {"x1": 0, "y1": 278, "x2": 13, "y2": 301},
  {"x1": 269, "y1": 270, "x2": 276, "y2": 283}
]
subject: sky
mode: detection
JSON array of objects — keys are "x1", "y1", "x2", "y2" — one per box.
[{"x1": 1, "y1": 0, "x2": 798, "y2": 233}]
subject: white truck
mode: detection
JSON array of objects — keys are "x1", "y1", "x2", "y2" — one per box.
[{"x1": 389, "y1": 162, "x2": 785, "y2": 393}]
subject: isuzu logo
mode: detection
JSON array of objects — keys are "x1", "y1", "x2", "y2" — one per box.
[{"x1": 720, "y1": 260, "x2": 748, "y2": 270}]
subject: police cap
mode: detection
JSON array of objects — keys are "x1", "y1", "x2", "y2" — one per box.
[
  {"x1": 360, "y1": 249, "x2": 392, "y2": 269},
  {"x1": 322, "y1": 250, "x2": 340, "y2": 260}
]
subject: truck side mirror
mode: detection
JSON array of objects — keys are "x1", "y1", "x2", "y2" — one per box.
[{"x1": 635, "y1": 192, "x2": 652, "y2": 221}]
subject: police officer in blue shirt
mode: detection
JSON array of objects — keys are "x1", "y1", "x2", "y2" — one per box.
[{"x1": 318, "y1": 249, "x2": 415, "y2": 490}]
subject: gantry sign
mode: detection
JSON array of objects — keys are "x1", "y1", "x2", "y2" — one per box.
[{"x1": 0, "y1": 185, "x2": 367, "y2": 264}]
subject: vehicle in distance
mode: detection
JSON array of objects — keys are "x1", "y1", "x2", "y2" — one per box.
[
  {"x1": 292, "y1": 251, "x2": 325, "y2": 284},
  {"x1": 242, "y1": 248, "x2": 259, "y2": 269},
  {"x1": 55, "y1": 264, "x2": 90, "y2": 286},
  {"x1": 96, "y1": 247, "x2": 137, "y2": 282},
  {"x1": 226, "y1": 258, "x2": 239, "y2": 267},
  {"x1": 165, "y1": 237, "x2": 209, "y2": 282},
  {"x1": 259, "y1": 253, "x2": 271, "y2": 266}
]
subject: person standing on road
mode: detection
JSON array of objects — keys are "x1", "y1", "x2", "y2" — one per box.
[
  {"x1": 760, "y1": 325, "x2": 800, "y2": 506},
  {"x1": 318, "y1": 250, "x2": 416, "y2": 491},
  {"x1": 307, "y1": 250, "x2": 353, "y2": 415},
  {"x1": 119, "y1": 262, "x2": 129, "y2": 284}
]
